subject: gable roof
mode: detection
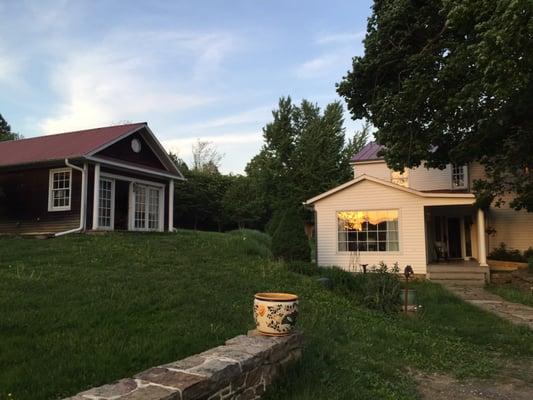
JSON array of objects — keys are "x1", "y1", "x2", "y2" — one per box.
[
  {"x1": 304, "y1": 174, "x2": 475, "y2": 205},
  {"x1": 0, "y1": 123, "x2": 183, "y2": 179},
  {"x1": 351, "y1": 142, "x2": 385, "y2": 163}
]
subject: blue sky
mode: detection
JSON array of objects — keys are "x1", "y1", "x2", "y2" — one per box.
[{"x1": 0, "y1": 0, "x2": 372, "y2": 173}]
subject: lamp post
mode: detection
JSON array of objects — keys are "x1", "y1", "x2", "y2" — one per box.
[{"x1": 404, "y1": 265, "x2": 414, "y2": 313}]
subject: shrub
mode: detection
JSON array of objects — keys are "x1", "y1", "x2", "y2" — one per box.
[
  {"x1": 265, "y1": 210, "x2": 284, "y2": 237},
  {"x1": 271, "y1": 208, "x2": 310, "y2": 261},
  {"x1": 362, "y1": 262, "x2": 402, "y2": 313},
  {"x1": 285, "y1": 261, "x2": 402, "y2": 313},
  {"x1": 523, "y1": 247, "x2": 533, "y2": 261},
  {"x1": 528, "y1": 258, "x2": 533, "y2": 274},
  {"x1": 489, "y1": 243, "x2": 524, "y2": 262}
]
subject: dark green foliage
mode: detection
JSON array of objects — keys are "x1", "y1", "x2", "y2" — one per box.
[
  {"x1": 222, "y1": 176, "x2": 264, "y2": 229},
  {"x1": 173, "y1": 169, "x2": 232, "y2": 231},
  {"x1": 246, "y1": 97, "x2": 368, "y2": 226},
  {"x1": 226, "y1": 229, "x2": 273, "y2": 259},
  {"x1": 271, "y1": 208, "x2": 310, "y2": 261},
  {"x1": 489, "y1": 243, "x2": 530, "y2": 262},
  {"x1": 523, "y1": 247, "x2": 533, "y2": 261},
  {"x1": 0, "y1": 114, "x2": 21, "y2": 141},
  {"x1": 529, "y1": 258, "x2": 533, "y2": 274},
  {"x1": 265, "y1": 209, "x2": 284, "y2": 236},
  {"x1": 338, "y1": 0, "x2": 533, "y2": 211}
]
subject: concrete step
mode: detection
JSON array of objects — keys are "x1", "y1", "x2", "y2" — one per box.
[
  {"x1": 427, "y1": 265, "x2": 489, "y2": 273},
  {"x1": 430, "y1": 279, "x2": 486, "y2": 287},
  {"x1": 428, "y1": 272, "x2": 487, "y2": 281}
]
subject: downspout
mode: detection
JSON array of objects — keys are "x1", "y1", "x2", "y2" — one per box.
[{"x1": 55, "y1": 159, "x2": 87, "y2": 237}]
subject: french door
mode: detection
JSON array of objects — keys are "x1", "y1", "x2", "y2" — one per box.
[
  {"x1": 98, "y1": 178, "x2": 115, "y2": 229},
  {"x1": 132, "y1": 183, "x2": 163, "y2": 231}
]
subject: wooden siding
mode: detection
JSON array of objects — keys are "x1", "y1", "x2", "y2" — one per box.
[
  {"x1": 0, "y1": 166, "x2": 81, "y2": 234},
  {"x1": 313, "y1": 179, "x2": 475, "y2": 274},
  {"x1": 354, "y1": 161, "x2": 457, "y2": 191},
  {"x1": 470, "y1": 162, "x2": 533, "y2": 252},
  {"x1": 96, "y1": 130, "x2": 166, "y2": 171}
]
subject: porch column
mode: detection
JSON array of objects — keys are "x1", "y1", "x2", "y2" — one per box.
[
  {"x1": 476, "y1": 208, "x2": 488, "y2": 266},
  {"x1": 460, "y1": 217, "x2": 468, "y2": 260},
  {"x1": 168, "y1": 179, "x2": 174, "y2": 232},
  {"x1": 92, "y1": 163, "x2": 100, "y2": 230}
]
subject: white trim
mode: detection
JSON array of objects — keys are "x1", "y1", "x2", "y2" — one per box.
[
  {"x1": 97, "y1": 177, "x2": 115, "y2": 230},
  {"x1": 477, "y1": 208, "x2": 488, "y2": 266},
  {"x1": 304, "y1": 174, "x2": 476, "y2": 205},
  {"x1": 92, "y1": 163, "x2": 100, "y2": 230},
  {"x1": 55, "y1": 160, "x2": 87, "y2": 237},
  {"x1": 86, "y1": 156, "x2": 183, "y2": 180},
  {"x1": 168, "y1": 179, "x2": 174, "y2": 232},
  {"x1": 100, "y1": 171, "x2": 165, "y2": 188},
  {"x1": 350, "y1": 159, "x2": 386, "y2": 166},
  {"x1": 48, "y1": 167, "x2": 73, "y2": 212}
]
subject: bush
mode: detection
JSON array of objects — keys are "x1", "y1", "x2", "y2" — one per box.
[
  {"x1": 286, "y1": 261, "x2": 402, "y2": 313},
  {"x1": 528, "y1": 258, "x2": 533, "y2": 274},
  {"x1": 361, "y1": 262, "x2": 402, "y2": 313},
  {"x1": 271, "y1": 208, "x2": 310, "y2": 261},
  {"x1": 524, "y1": 247, "x2": 533, "y2": 261},
  {"x1": 489, "y1": 243, "x2": 525, "y2": 262}
]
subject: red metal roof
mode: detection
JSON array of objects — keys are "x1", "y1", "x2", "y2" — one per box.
[
  {"x1": 351, "y1": 142, "x2": 385, "y2": 162},
  {"x1": 0, "y1": 123, "x2": 146, "y2": 168}
]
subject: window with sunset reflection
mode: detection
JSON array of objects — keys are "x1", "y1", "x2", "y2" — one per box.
[{"x1": 337, "y1": 210, "x2": 399, "y2": 252}]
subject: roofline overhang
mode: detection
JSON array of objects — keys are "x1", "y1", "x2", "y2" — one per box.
[
  {"x1": 304, "y1": 174, "x2": 475, "y2": 205},
  {"x1": 0, "y1": 157, "x2": 85, "y2": 170},
  {"x1": 349, "y1": 159, "x2": 386, "y2": 166},
  {"x1": 86, "y1": 156, "x2": 185, "y2": 180}
]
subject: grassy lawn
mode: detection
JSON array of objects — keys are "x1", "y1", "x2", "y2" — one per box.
[
  {"x1": 1, "y1": 231, "x2": 533, "y2": 400},
  {"x1": 487, "y1": 285, "x2": 533, "y2": 307}
]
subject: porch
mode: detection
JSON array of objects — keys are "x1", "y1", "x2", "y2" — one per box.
[{"x1": 425, "y1": 204, "x2": 489, "y2": 285}]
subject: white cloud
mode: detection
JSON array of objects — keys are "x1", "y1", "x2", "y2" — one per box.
[
  {"x1": 39, "y1": 29, "x2": 236, "y2": 133},
  {"x1": 163, "y1": 132, "x2": 262, "y2": 154},
  {"x1": 172, "y1": 106, "x2": 271, "y2": 133},
  {"x1": 295, "y1": 53, "x2": 346, "y2": 79}
]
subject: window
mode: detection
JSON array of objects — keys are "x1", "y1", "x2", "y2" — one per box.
[
  {"x1": 98, "y1": 178, "x2": 114, "y2": 229},
  {"x1": 338, "y1": 210, "x2": 399, "y2": 252},
  {"x1": 452, "y1": 165, "x2": 467, "y2": 188},
  {"x1": 134, "y1": 185, "x2": 147, "y2": 229},
  {"x1": 48, "y1": 168, "x2": 72, "y2": 211},
  {"x1": 391, "y1": 169, "x2": 409, "y2": 187}
]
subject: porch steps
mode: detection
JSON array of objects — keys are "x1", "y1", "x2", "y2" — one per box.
[{"x1": 427, "y1": 264, "x2": 489, "y2": 286}]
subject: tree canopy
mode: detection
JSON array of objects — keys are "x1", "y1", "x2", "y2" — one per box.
[
  {"x1": 338, "y1": 0, "x2": 533, "y2": 211},
  {"x1": 0, "y1": 114, "x2": 21, "y2": 141}
]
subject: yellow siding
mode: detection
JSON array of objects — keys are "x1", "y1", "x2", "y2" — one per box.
[
  {"x1": 354, "y1": 161, "x2": 456, "y2": 191},
  {"x1": 314, "y1": 179, "x2": 475, "y2": 274},
  {"x1": 470, "y1": 162, "x2": 533, "y2": 252}
]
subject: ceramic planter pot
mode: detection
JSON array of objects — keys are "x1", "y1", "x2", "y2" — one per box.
[{"x1": 254, "y1": 293, "x2": 299, "y2": 336}]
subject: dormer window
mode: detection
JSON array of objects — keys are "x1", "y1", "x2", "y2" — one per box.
[
  {"x1": 391, "y1": 169, "x2": 409, "y2": 187},
  {"x1": 452, "y1": 165, "x2": 468, "y2": 189}
]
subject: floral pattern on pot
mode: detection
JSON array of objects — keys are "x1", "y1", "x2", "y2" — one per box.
[{"x1": 253, "y1": 293, "x2": 299, "y2": 336}]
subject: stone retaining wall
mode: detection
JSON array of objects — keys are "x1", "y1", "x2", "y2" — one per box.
[{"x1": 65, "y1": 330, "x2": 303, "y2": 400}]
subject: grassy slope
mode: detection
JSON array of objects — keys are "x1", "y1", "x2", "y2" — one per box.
[
  {"x1": 0, "y1": 231, "x2": 532, "y2": 400},
  {"x1": 487, "y1": 285, "x2": 533, "y2": 307}
]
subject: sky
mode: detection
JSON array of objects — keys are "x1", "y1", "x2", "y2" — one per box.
[{"x1": 0, "y1": 0, "x2": 372, "y2": 173}]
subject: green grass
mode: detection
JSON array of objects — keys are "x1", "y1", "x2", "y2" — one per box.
[
  {"x1": 486, "y1": 285, "x2": 533, "y2": 307},
  {"x1": 1, "y1": 231, "x2": 532, "y2": 400}
]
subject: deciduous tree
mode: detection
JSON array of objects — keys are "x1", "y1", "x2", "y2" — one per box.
[{"x1": 338, "y1": 0, "x2": 533, "y2": 210}]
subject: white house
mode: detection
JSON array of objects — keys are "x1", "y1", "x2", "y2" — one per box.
[{"x1": 304, "y1": 142, "x2": 533, "y2": 282}]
